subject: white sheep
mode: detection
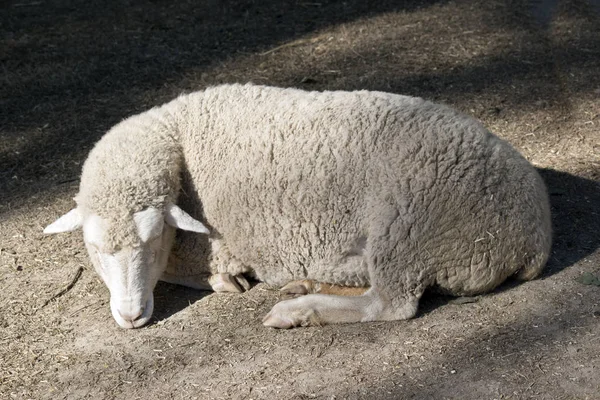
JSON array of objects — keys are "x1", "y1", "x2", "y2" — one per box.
[{"x1": 44, "y1": 84, "x2": 552, "y2": 329}]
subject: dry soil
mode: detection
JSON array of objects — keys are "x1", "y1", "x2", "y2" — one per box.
[{"x1": 1, "y1": 1, "x2": 599, "y2": 399}]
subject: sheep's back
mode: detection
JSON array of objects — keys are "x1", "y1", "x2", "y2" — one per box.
[{"x1": 177, "y1": 85, "x2": 551, "y2": 290}]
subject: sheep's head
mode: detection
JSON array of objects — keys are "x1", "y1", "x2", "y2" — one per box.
[{"x1": 43, "y1": 203, "x2": 209, "y2": 329}]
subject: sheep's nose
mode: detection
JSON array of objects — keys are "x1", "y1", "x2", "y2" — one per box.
[
  {"x1": 118, "y1": 307, "x2": 144, "y2": 322},
  {"x1": 111, "y1": 296, "x2": 154, "y2": 329}
]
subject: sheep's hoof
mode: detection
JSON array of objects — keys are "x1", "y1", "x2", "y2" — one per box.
[
  {"x1": 279, "y1": 280, "x2": 316, "y2": 296},
  {"x1": 262, "y1": 300, "x2": 321, "y2": 329},
  {"x1": 234, "y1": 274, "x2": 251, "y2": 291},
  {"x1": 208, "y1": 273, "x2": 250, "y2": 293},
  {"x1": 280, "y1": 280, "x2": 369, "y2": 297}
]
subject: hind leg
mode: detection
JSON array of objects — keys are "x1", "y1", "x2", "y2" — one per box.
[
  {"x1": 264, "y1": 250, "x2": 424, "y2": 329},
  {"x1": 208, "y1": 273, "x2": 251, "y2": 293},
  {"x1": 263, "y1": 287, "x2": 420, "y2": 328},
  {"x1": 264, "y1": 258, "x2": 425, "y2": 328},
  {"x1": 263, "y1": 207, "x2": 430, "y2": 328},
  {"x1": 280, "y1": 280, "x2": 370, "y2": 297},
  {"x1": 160, "y1": 271, "x2": 213, "y2": 291}
]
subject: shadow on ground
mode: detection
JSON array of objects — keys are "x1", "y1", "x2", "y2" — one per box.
[
  {"x1": 1, "y1": 0, "x2": 444, "y2": 209},
  {"x1": 341, "y1": 285, "x2": 599, "y2": 399},
  {"x1": 539, "y1": 167, "x2": 600, "y2": 274},
  {"x1": 2, "y1": 0, "x2": 599, "y2": 216},
  {"x1": 150, "y1": 281, "x2": 211, "y2": 324}
]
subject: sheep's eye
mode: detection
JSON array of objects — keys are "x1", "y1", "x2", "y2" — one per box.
[
  {"x1": 89, "y1": 244, "x2": 106, "y2": 254},
  {"x1": 92, "y1": 249, "x2": 109, "y2": 270}
]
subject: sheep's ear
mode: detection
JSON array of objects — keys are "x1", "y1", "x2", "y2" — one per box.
[
  {"x1": 44, "y1": 208, "x2": 83, "y2": 234},
  {"x1": 164, "y1": 203, "x2": 209, "y2": 234}
]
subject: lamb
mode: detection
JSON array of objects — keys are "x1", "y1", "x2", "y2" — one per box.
[{"x1": 44, "y1": 83, "x2": 552, "y2": 329}]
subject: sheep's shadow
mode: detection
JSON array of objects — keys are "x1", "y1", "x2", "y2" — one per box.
[
  {"x1": 537, "y1": 167, "x2": 600, "y2": 275},
  {"x1": 150, "y1": 282, "x2": 211, "y2": 324}
]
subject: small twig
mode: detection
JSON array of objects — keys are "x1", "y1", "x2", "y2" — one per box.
[
  {"x1": 260, "y1": 38, "x2": 314, "y2": 56},
  {"x1": 69, "y1": 299, "x2": 105, "y2": 316},
  {"x1": 41, "y1": 266, "x2": 84, "y2": 308},
  {"x1": 57, "y1": 178, "x2": 78, "y2": 185}
]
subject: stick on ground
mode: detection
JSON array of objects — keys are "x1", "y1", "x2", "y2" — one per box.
[{"x1": 41, "y1": 266, "x2": 84, "y2": 308}]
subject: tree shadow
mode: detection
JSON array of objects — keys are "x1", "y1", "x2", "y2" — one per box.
[
  {"x1": 2, "y1": 0, "x2": 599, "y2": 217},
  {"x1": 0, "y1": 0, "x2": 446, "y2": 213},
  {"x1": 284, "y1": 27, "x2": 599, "y2": 119}
]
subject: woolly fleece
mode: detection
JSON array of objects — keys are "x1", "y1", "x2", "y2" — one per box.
[{"x1": 77, "y1": 84, "x2": 552, "y2": 304}]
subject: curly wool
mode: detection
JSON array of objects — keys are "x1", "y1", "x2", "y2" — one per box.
[
  {"x1": 170, "y1": 84, "x2": 551, "y2": 296},
  {"x1": 79, "y1": 84, "x2": 552, "y2": 297},
  {"x1": 76, "y1": 101, "x2": 185, "y2": 251}
]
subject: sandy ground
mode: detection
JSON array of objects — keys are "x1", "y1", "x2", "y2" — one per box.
[{"x1": 1, "y1": 0, "x2": 599, "y2": 399}]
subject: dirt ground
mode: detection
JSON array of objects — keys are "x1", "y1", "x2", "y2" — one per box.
[{"x1": 1, "y1": 0, "x2": 599, "y2": 399}]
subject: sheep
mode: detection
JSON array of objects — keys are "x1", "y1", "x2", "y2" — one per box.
[{"x1": 44, "y1": 83, "x2": 552, "y2": 329}]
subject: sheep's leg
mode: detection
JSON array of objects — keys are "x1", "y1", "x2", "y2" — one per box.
[
  {"x1": 280, "y1": 280, "x2": 369, "y2": 297},
  {"x1": 208, "y1": 273, "x2": 251, "y2": 293},
  {"x1": 265, "y1": 201, "x2": 433, "y2": 329},
  {"x1": 263, "y1": 288, "x2": 420, "y2": 329},
  {"x1": 159, "y1": 271, "x2": 213, "y2": 291},
  {"x1": 160, "y1": 272, "x2": 250, "y2": 293}
]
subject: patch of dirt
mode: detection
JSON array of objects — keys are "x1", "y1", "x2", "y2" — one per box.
[{"x1": 1, "y1": 0, "x2": 599, "y2": 399}]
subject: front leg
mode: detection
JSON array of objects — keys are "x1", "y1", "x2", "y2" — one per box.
[
  {"x1": 280, "y1": 280, "x2": 370, "y2": 296},
  {"x1": 208, "y1": 273, "x2": 251, "y2": 293},
  {"x1": 162, "y1": 252, "x2": 214, "y2": 290},
  {"x1": 263, "y1": 288, "x2": 419, "y2": 329},
  {"x1": 263, "y1": 292, "x2": 377, "y2": 328},
  {"x1": 160, "y1": 271, "x2": 251, "y2": 293},
  {"x1": 160, "y1": 271, "x2": 213, "y2": 291}
]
